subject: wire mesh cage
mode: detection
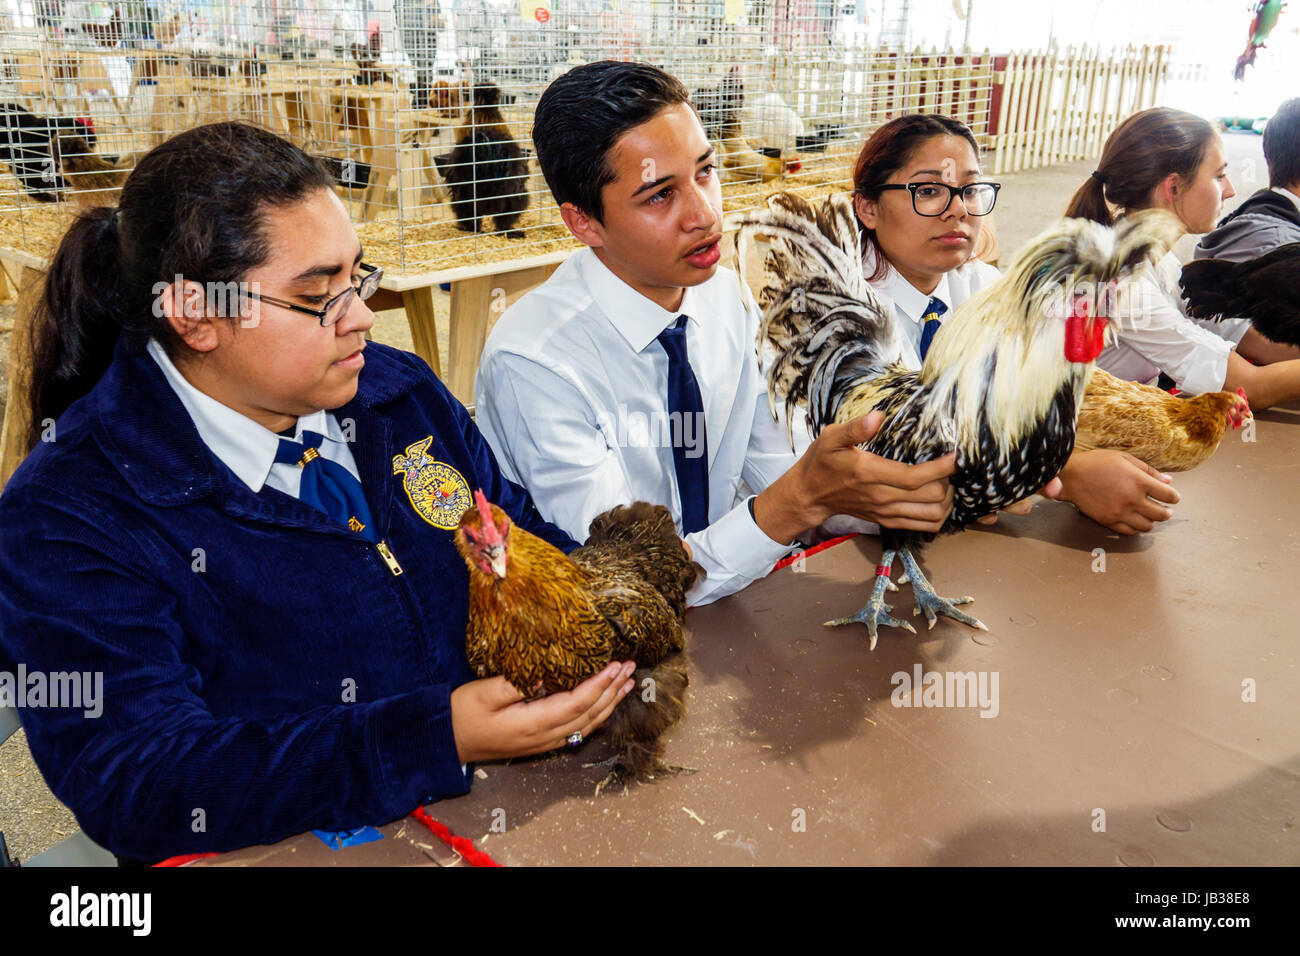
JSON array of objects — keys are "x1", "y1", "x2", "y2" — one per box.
[{"x1": 0, "y1": 0, "x2": 1010, "y2": 277}]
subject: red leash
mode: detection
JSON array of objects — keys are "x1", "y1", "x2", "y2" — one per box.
[
  {"x1": 409, "y1": 806, "x2": 501, "y2": 867},
  {"x1": 151, "y1": 810, "x2": 500, "y2": 867},
  {"x1": 152, "y1": 852, "x2": 219, "y2": 867},
  {"x1": 771, "y1": 533, "x2": 859, "y2": 572}
]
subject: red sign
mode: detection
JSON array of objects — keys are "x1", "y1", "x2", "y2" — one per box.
[{"x1": 534, "y1": 7, "x2": 550, "y2": 22}]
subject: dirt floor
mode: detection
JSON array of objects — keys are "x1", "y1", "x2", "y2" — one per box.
[{"x1": 0, "y1": 130, "x2": 1269, "y2": 863}]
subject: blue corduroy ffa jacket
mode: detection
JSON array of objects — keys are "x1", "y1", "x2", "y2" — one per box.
[{"x1": 0, "y1": 339, "x2": 575, "y2": 861}]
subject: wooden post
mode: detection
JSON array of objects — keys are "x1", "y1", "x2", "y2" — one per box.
[
  {"x1": 0, "y1": 267, "x2": 43, "y2": 490},
  {"x1": 1030, "y1": 47, "x2": 1057, "y2": 170},
  {"x1": 400, "y1": 285, "x2": 443, "y2": 380},
  {"x1": 992, "y1": 52, "x2": 1017, "y2": 175},
  {"x1": 446, "y1": 262, "x2": 561, "y2": 404}
]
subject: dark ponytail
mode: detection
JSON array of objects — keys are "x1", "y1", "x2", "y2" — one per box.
[
  {"x1": 25, "y1": 122, "x2": 334, "y2": 448},
  {"x1": 851, "y1": 114, "x2": 983, "y2": 282},
  {"x1": 26, "y1": 206, "x2": 128, "y2": 447},
  {"x1": 1066, "y1": 107, "x2": 1215, "y2": 225}
]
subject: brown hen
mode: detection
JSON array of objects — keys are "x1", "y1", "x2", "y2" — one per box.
[
  {"x1": 1075, "y1": 368, "x2": 1251, "y2": 472},
  {"x1": 455, "y1": 492, "x2": 701, "y2": 790}
]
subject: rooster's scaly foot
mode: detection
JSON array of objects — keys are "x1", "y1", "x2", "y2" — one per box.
[
  {"x1": 824, "y1": 549, "x2": 916, "y2": 650},
  {"x1": 898, "y1": 549, "x2": 987, "y2": 632}
]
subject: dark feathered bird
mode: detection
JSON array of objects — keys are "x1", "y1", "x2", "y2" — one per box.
[
  {"x1": 0, "y1": 103, "x2": 97, "y2": 202},
  {"x1": 1179, "y1": 242, "x2": 1300, "y2": 348},
  {"x1": 456, "y1": 492, "x2": 700, "y2": 791},
  {"x1": 735, "y1": 193, "x2": 1178, "y2": 646},
  {"x1": 433, "y1": 82, "x2": 529, "y2": 237}
]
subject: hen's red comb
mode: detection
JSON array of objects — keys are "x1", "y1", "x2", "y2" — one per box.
[
  {"x1": 1230, "y1": 388, "x2": 1252, "y2": 429},
  {"x1": 473, "y1": 489, "x2": 504, "y2": 546}
]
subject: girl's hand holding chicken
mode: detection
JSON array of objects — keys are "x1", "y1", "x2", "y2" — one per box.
[
  {"x1": 1055, "y1": 448, "x2": 1179, "y2": 535},
  {"x1": 451, "y1": 662, "x2": 636, "y2": 763}
]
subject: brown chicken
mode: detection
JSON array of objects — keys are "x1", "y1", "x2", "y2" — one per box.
[
  {"x1": 55, "y1": 137, "x2": 136, "y2": 207},
  {"x1": 455, "y1": 492, "x2": 700, "y2": 791},
  {"x1": 1075, "y1": 368, "x2": 1251, "y2": 472}
]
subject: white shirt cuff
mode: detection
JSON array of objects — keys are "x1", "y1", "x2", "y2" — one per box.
[
  {"x1": 684, "y1": 497, "x2": 796, "y2": 607},
  {"x1": 1173, "y1": 336, "x2": 1232, "y2": 395}
]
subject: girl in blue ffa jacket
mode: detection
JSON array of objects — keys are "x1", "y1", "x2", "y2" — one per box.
[{"x1": 0, "y1": 122, "x2": 634, "y2": 863}]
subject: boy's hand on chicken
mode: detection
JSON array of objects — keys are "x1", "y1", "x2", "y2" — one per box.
[
  {"x1": 451, "y1": 661, "x2": 636, "y2": 764},
  {"x1": 754, "y1": 410, "x2": 956, "y2": 544},
  {"x1": 1055, "y1": 448, "x2": 1179, "y2": 535}
]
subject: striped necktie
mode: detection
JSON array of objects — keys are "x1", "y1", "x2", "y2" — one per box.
[
  {"x1": 275, "y1": 430, "x2": 378, "y2": 542},
  {"x1": 656, "y1": 314, "x2": 709, "y2": 534},
  {"x1": 917, "y1": 296, "x2": 948, "y2": 361}
]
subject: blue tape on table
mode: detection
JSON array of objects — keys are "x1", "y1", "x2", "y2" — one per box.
[{"x1": 312, "y1": 826, "x2": 385, "y2": 851}]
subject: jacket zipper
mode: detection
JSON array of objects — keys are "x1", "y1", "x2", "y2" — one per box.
[{"x1": 375, "y1": 540, "x2": 404, "y2": 576}]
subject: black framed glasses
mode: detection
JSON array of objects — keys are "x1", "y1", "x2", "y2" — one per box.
[
  {"x1": 245, "y1": 262, "x2": 383, "y2": 327},
  {"x1": 876, "y1": 182, "x2": 1001, "y2": 217}
]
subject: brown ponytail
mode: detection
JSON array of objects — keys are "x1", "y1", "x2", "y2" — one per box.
[
  {"x1": 1066, "y1": 108, "x2": 1215, "y2": 224},
  {"x1": 1065, "y1": 172, "x2": 1114, "y2": 226},
  {"x1": 25, "y1": 122, "x2": 335, "y2": 449}
]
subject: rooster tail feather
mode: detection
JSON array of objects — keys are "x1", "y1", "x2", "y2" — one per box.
[{"x1": 733, "y1": 192, "x2": 901, "y2": 440}]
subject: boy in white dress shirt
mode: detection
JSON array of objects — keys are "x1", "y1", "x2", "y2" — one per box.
[{"x1": 475, "y1": 61, "x2": 957, "y2": 606}]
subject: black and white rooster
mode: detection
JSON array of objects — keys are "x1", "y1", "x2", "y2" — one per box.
[{"x1": 734, "y1": 193, "x2": 1177, "y2": 646}]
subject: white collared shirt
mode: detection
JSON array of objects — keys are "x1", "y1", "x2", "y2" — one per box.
[
  {"x1": 863, "y1": 249, "x2": 1001, "y2": 372},
  {"x1": 1097, "y1": 251, "x2": 1245, "y2": 395},
  {"x1": 147, "y1": 338, "x2": 361, "y2": 496},
  {"x1": 474, "y1": 247, "x2": 798, "y2": 607}
]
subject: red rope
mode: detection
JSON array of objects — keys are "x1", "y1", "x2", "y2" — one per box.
[
  {"x1": 152, "y1": 852, "x2": 219, "y2": 867},
  {"x1": 151, "y1": 811, "x2": 501, "y2": 867},
  {"x1": 770, "y1": 533, "x2": 859, "y2": 572},
  {"x1": 409, "y1": 806, "x2": 501, "y2": 867}
]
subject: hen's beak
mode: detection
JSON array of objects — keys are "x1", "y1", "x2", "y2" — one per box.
[{"x1": 488, "y1": 546, "x2": 507, "y2": 579}]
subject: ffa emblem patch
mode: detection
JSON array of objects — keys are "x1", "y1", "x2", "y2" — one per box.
[{"x1": 392, "y1": 437, "x2": 473, "y2": 530}]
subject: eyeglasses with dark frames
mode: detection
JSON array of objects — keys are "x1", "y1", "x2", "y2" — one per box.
[
  {"x1": 875, "y1": 182, "x2": 1002, "y2": 217},
  {"x1": 244, "y1": 262, "x2": 383, "y2": 327}
]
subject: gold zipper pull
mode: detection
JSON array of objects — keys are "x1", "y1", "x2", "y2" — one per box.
[{"x1": 376, "y1": 540, "x2": 404, "y2": 576}]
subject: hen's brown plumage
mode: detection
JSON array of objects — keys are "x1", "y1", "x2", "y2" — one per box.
[
  {"x1": 455, "y1": 495, "x2": 700, "y2": 787},
  {"x1": 1076, "y1": 369, "x2": 1251, "y2": 472}
]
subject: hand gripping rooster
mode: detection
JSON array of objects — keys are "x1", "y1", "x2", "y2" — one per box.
[
  {"x1": 455, "y1": 492, "x2": 701, "y2": 791},
  {"x1": 734, "y1": 193, "x2": 1178, "y2": 647}
]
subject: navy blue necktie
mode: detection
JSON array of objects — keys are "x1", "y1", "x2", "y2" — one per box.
[
  {"x1": 275, "y1": 430, "x2": 377, "y2": 542},
  {"x1": 656, "y1": 314, "x2": 709, "y2": 534},
  {"x1": 917, "y1": 296, "x2": 948, "y2": 361}
]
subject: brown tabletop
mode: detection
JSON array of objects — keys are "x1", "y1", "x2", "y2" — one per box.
[{"x1": 207, "y1": 403, "x2": 1300, "y2": 866}]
